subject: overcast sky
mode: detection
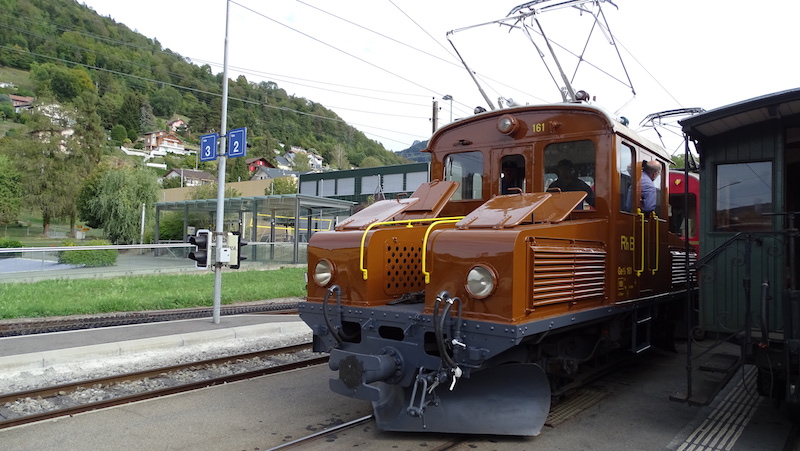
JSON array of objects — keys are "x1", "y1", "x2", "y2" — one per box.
[{"x1": 79, "y1": 0, "x2": 799, "y2": 154}]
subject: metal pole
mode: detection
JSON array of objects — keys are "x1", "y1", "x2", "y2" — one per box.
[
  {"x1": 682, "y1": 135, "x2": 693, "y2": 400},
  {"x1": 431, "y1": 99, "x2": 438, "y2": 133},
  {"x1": 212, "y1": 0, "x2": 231, "y2": 324},
  {"x1": 139, "y1": 203, "x2": 146, "y2": 246},
  {"x1": 443, "y1": 95, "x2": 453, "y2": 123},
  {"x1": 450, "y1": 97, "x2": 453, "y2": 123}
]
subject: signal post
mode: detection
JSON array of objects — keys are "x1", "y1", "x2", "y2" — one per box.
[{"x1": 187, "y1": 1, "x2": 248, "y2": 324}]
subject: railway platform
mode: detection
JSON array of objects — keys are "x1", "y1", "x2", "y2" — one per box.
[{"x1": 0, "y1": 312, "x2": 309, "y2": 373}]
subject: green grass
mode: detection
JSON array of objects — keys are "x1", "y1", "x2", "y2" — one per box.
[
  {"x1": 0, "y1": 267, "x2": 307, "y2": 319},
  {"x1": 0, "y1": 66, "x2": 35, "y2": 91},
  {"x1": 2, "y1": 209, "x2": 103, "y2": 246}
]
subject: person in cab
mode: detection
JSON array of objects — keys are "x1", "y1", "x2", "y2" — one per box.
[{"x1": 548, "y1": 159, "x2": 595, "y2": 208}]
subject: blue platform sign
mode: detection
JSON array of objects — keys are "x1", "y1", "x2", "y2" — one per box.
[
  {"x1": 227, "y1": 127, "x2": 247, "y2": 158},
  {"x1": 200, "y1": 133, "x2": 218, "y2": 162}
]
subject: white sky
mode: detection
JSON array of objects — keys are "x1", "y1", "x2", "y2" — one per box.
[{"x1": 79, "y1": 0, "x2": 800, "y2": 154}]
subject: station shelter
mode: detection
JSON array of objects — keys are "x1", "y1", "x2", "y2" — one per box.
[{"x1": 155, "y1": 194, "x2": 354, "y2": 265}]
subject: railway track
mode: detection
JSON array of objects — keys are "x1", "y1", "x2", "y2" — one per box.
[
  {"x1": 0, "y1": 300, "x2": 300, "y2": 337},
  {"x1": 0, "y1": 343, "x2": 326, "y2": 429}
]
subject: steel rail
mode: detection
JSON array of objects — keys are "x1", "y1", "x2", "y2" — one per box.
[
  {"x1": 0, "y1": 346, "x2": 326, "y2": 430},
  {"x1": 266, "y1": 415, "x2": 375, "y2": 450}
]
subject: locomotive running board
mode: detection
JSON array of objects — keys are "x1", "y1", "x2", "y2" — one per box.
[{"x1": 371, "y1": 363, "x2": 551, "y2": 436}]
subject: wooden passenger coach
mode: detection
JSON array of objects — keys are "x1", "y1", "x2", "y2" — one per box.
[{"x1": 680, "y1": 88, "x2": 800, "y2": 406}]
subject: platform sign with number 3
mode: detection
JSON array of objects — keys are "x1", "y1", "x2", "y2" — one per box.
[{"x1": 200, "y1": 133, "x2": 218, "y2": 162}]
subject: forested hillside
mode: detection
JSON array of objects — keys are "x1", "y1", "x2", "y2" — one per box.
[{"x1": 0, "y1": 0, "x2": 408, "y2": 239}]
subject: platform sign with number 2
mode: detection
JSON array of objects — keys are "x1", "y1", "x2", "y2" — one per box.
[{"x1": 227, "y1": 128, "x2": 247, "y2": 158}]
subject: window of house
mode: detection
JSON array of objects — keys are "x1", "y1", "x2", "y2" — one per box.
[
  {"x1": 445, "y1": 151, "x2": 483, "y2": 200},
  {"x1": 715, "y1": 161, "x2": 773, "y2": 231}
]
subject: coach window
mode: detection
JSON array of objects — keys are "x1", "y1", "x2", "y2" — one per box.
[
  {"x1": 715, "y1": 161, "x2": 773, "y2": 232},
  {"x1": 619, "y1": 144, "x2": 634, "y2": 213},
  {"x1": 445, "y1": 151, "x2": 483, "y2": 200},
  {"x1": 544, "y1": 140, "x2": 595, "y2": 209}
]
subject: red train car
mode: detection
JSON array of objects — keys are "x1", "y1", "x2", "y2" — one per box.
[{"x1": 668, "y1": 170, "x2": 700, "y2": 253}]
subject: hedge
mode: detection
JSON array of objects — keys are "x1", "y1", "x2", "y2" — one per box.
[{"x1": 58, "y1": 239, "x2": 118, "y2": 267}]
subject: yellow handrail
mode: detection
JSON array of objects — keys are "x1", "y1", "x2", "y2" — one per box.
[
  {"x1": 421, "y1": 219, "x2": 465, "y2": 284},
  {"x1": 635, "y1": 208, "x2": 644, "y2": 277},
  {"x1": 651, "y1": 213, "x2": 659, "y2": 275},
  {"x1": 359, "y1": 217, "x2": 464, "y2": 281}
]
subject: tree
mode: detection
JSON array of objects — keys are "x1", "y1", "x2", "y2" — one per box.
[
  {"x1": 30, "y1": 63, "x2": 95, "y2": 103},
  {"x1": 0, "y1": 154, "x2": 22, "y2": 224},
  {"x1": 293, "y1": 153, "x2": 311, "y2": 172},
  {"x1": 110, "y1": 124, "x2": 127, "y2": 142},
  {"x1": 117, "y1": 92, "x2": 155, "y2": 135},
  {"x1": 160, "y1": 176, "x2": 182, "y2": 189},
  {"x1": 330, "y1": 144, "x2": 350, "y2": 170},
  {"x1": 6, "y1": 134, "x2": 75, "y2": 236},
  {"x1": 149, "y1": 86, "x2": 182, "y2": 117},
  {"x1": 359, "y1": 156, "x2": 383, "y2": 168},
  {"x1": 188, "y1": 183, "x2": 241, "y2": 200},
  {"x1": 227, "y1": 156, "x2": 250, "y2": 183},
  {"x1": 268, "y1": 176, "x2": 297, "y2": 195},
  {"x1": 77, "y1": 167, "x2": 160, "y2": 244},
  {"x1": 118, "y1": 92, "x2": 143, "y2": 135}
]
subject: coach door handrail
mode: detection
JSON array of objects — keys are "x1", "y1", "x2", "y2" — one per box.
[
  {"x1": 635, "y1": 208, "x2": 645, "y2": 277},
  {"x1": 651, "y1": 212, "x2": 660, "y2": 275}
]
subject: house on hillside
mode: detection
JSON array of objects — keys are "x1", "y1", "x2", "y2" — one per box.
[
  {"x1": 285, "y1": 147, "x2": 324, "y2": 171},
  {"x1": 250, "y1": 166, "x2": 298, "y2": 181},
  {"x1": 144, "y1": 131, "x2": 193, "y2": 156},
  {"x1": 30, "y1": 103, "x2": 75, "y2": 150},
  {"x1": 167, "y1": 118, "x2": 187, "y2": 132},
  {"x1": 161, "y1": 168, "x2": 215, "y2": 187},
  {"x1": 274, "y1": 154, "x2": 292, "y2": 171},
  {"x1": 246, "y1": 157, "x2": 274, "y2": 173},
  {"x1": 8, "y1": 94, "x2": 33, "y2": 113}
]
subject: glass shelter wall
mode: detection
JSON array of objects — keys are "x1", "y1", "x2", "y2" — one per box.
[{"x1": 155, "y1": 194, "x2": 353, "y2": 265}]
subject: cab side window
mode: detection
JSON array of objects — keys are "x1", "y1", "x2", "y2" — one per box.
[
  {"x1": 445, "y1": 151, "x2": 483, "y2": 200},
  {"x1": 639, "y1": 158, "x2": 665, "y2": 217},
  {"x1": 620, "y1": 144, "x2": 634, "y2": 213}
]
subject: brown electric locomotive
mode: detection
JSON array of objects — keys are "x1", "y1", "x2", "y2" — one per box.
[{"x1": 298, "y1": 102, "x2": 696, "y2": 436}]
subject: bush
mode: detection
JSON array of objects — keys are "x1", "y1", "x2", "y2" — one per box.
[
  {"x1": 0, "y1": 237, "x2": 24, "y2": 258},
  {"x1": 58, "y1": 239, "x2": 118, "y2": 267}
]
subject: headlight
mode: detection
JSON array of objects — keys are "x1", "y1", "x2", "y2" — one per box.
[
  {"x1": 496, "y1": 114, "x2": 519, "y2": 135},
  {"x1": 313, "y1": 259, "x2": 334, "y2": 286},
  {"x1": 465, "y1": 265, "x2": 496, "y2": 299}
]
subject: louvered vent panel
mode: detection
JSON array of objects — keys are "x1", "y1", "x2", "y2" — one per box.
[
  {"x1": 384, "y1": 240, "x2": 424, "y2": 295},
  {"x1": 670, "y1": 250, "x2": 697, "y2": 286},
  {"x1": 531, "y1": 246, "x2": 606, "y2": 307}
]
